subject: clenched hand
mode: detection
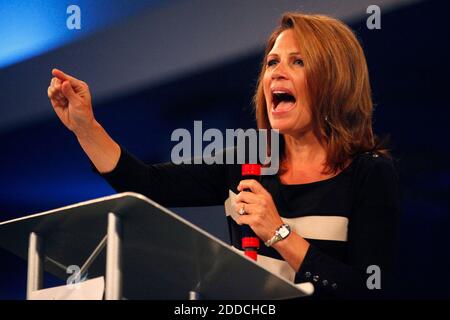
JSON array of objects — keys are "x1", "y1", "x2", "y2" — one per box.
[{"x1": 47, "y1": 68, "x2": 95, "y2": 137}]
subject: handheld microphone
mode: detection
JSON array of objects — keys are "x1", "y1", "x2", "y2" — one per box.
[{"x1": 240, "y1": 164, "x2": 261, "y2": 261}]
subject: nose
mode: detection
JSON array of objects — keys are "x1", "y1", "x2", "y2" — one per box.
[{"x1": 271, "y1": 61, "x2": 289, "y2": 81}]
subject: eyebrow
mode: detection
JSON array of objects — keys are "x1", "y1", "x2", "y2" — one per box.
[{"x1": 267, "y1": 52, "x2": 302, "y2": 57}]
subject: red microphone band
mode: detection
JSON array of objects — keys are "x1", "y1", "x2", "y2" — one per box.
[{"x1": 241, "y1": 163, "x2": 261, "y2": 261}]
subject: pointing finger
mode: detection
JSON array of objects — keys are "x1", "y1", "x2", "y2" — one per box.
[{"x1": 52, "y1": 68, "x2": 84, "y2": 90}]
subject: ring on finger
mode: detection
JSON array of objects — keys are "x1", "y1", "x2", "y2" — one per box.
[{"x1": 239, "y1": 205, "x2": 246, "y2": 215}]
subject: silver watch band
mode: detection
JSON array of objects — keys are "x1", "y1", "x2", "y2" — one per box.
[
  {"x1": 264, "y1": 224, "x2": 290, "y2": 247},
  {"x1": 264, "y1": 233, "x2": 282, "y2": 247}
]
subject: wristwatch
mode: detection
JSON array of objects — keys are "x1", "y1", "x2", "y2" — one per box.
[{"x1": 264, "y1": 224, "x2": 291, "y2": 247}]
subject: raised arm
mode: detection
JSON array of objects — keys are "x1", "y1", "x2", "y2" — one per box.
[{"x1": 47, "y1": 68, "x2": 120, "y2": 173}]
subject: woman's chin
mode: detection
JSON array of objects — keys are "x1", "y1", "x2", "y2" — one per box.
[{"x1": 269, "y1": 120, "x2": 292, "y2": 134}]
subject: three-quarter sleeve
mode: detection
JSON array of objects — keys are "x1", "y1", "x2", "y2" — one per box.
[
  {"x1": 295, "y1": 156, "x2": 400, "y2": 298},
  {"x1": 99, "y1": 146, "x2": 230, "y2": 207}
]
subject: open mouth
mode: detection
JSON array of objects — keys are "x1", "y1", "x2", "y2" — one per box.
[{"x1": 272, "y1": 91, "x2": 296, "y2": 112}]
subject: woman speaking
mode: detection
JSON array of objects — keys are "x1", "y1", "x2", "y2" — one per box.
[{"x1": 47, "y1": 12, "x2": 400, "y2": 299}]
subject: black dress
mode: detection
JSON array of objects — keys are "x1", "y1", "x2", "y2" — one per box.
[{"x1": 99, "y1": 146, "x2": 400, "y2": 298}]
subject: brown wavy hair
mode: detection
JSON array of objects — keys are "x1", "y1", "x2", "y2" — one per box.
[{"x1": 254, "y1": 13, "x2": 388, "y2": 174}]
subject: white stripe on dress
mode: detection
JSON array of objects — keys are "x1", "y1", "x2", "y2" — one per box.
[{"x1": 282, "y1": 215, "x2": 348, "y2": 242}]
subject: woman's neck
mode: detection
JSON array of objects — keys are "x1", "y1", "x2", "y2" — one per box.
[{"x1": 283, "y1": 131, "x2": 327, "y2": 169}]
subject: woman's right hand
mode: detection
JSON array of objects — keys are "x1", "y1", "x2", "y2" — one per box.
[{"x1": 47, "y1": 68, "x2": 95, "y2": 137}]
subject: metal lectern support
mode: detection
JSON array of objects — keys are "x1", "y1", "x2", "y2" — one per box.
[
  {"x1": 189, "y1": 291, "x2": 202, "y2": 300},
  {"x1": 26, "y1": 232, "x2": 43, "y2": 299},
  {"x1": 105, "y1": 212, "x2": 122, "y2": 300},
  {"x1": 26, "y1": 213, "x2": 123, "y2": 300}
]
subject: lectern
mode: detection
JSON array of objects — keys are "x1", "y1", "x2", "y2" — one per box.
[{"x1": 0, "y1": 192, "x2": 313, "y2": 300}]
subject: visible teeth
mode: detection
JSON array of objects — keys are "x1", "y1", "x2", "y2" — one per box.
[{"x1": 272, "y1": 90, "x2": 295, "y2": 110}]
